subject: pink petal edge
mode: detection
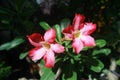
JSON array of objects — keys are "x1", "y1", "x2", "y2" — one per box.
[
  {"x1": 44, "y1": 28, "x2": 56, "y2": 43},
  {"x1": 81, "y1": 35, "x2": 96, "y2": 46},
  {"x1": 72, "y1": 38, "x2": 84, "y2": 54},
  {"x1": 43, "y1": 49, "x2": 55, "y2": 68},
  {"x1": 51, "y1": 43, "x2": 65, "y2": 53},
  {"x1": 73, "y1": 14, "x2": 85, "y2": 30},
  {"x1": 29, "y1": 47, "x2": 46, "y2": 61},
  {"x1": 80, "y1": 23, "x2": 96, "y2": 35}
]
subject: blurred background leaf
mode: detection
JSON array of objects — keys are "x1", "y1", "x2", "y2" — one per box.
[
  {"x1": 0, "y1": 37, "x2": 24, "y2": 51},
  {"x1": 0, "y1": 61, "x2": 11, "y2": 80}
]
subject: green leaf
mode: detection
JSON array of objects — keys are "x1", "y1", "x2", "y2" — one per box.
[
  {"x1": 40, "y1": 60, "x2": 55, "y2": 80},
  {"x1": 60, "y1": 18, "x2": 70, "y2": 31},
  {"x1": 96, "y1": 39, "x2": 107, "y2": 48},
  {"x1": 53, "y1": 24, "x2": 62, "y2": 41},
  {"x1": 41, "y1": 68, "x2": 55, "y2": 80},
  {"x1": 62, "y1": 71, "x2": 77, "y2": 80},
  {"x1": 0, "y1": 61, "x2": 11, "y2": 79},
  {"x1": 19, "y1": 51, "x2": 29, "y2": 60},
  {"x1": 92, "y1": 48, "x2": 111, "y2": 56},
  {"x1": 116, "y1": 59, "x2": 120, "y2": 66},
  {"x1": 64, "y1": 40, "x2": 71, "y2": 46},
  {"x1": 82, "y1": 46, "x2": 89, "y2": 51},
  {"x1": 39, "y1": 21, "x2": 51, "y2": 30},
  {"x1": 90, "y1": 60, "x2": 104, "y2": 72},
  {"x1": 0, "y1": 43, "x2": 11, "y2": 51},
  {"x1": 0, "y1": 37, "x2": 24, "y2": 51},
  {"x1": 11, "y1": 37, "x2": 24, "y2": 46},
  {"x1": 84, "y1": 57, "x2": 104, "y2": 72},
  {"x1": 73, "y1": 54, "x2": 81, "y2": 61}
]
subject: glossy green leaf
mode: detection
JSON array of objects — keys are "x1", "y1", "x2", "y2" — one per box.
[
  {"x1": 96, "y1": 39, "x2": 107, "y2": 48},
  {"x1": 11, "y1": 38, "x2": 24, "y2": 46},
  {"x1": 53, "y1": 24, "x2": 62, "y2": 41},
  {"x1": 0, "y1": 37, "x2": 24, "y2": 51},
  {"x1": 92, "y1": 48, "x2": 111, "y2": 56},
  {"x1": 39, "y1": 21, "x2": 51, "y2": 30},
  {"x1": 40, "y1": 60, "x2": 55, "y2": 80},
  {"x1": 19, "y1": 51, "x2": 29, "y2": 60},
  {"x1": 85, "y1": 57, "x2": 104, "y2": 72},
  {"x1": 41, "y1": 68, "x2": 55, "y2": 80},
  {"x1": 90, "y1": 60, "x2": 104, "y2": 72}
]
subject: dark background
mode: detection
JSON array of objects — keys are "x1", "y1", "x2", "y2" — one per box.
[{"x1": 0, "y1": 0, "x2": 120, "y2": 80}]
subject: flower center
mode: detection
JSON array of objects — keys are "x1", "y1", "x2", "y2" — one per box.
[
  {"x1": 73, "y1": 30, "x2": 81, "y2": 38},
  {"x1": 42, "y1": 42, "x2": 51, "y2": 50}
]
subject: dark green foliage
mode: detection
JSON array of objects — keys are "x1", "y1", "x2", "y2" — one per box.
[{"x1": 0, "y1": 61, "x2": 11, "y2": 80}]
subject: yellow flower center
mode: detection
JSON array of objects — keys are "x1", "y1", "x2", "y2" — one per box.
[
  {"x1": 42, "y1": 42, "x2": 51, "y2": 50},
  {"x1": 73, "y1": 30, "x2": 81, "y2": 38}
]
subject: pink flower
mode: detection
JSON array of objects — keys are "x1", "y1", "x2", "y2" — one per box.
[
  {"x1": 27, "y1": 28, "x2": 65, "y2": 68},
  {"x1": 63, "y1": 14, "x2": 96, "y2": 54}
]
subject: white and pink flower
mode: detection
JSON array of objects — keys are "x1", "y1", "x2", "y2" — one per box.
[
  {"x1": 27, "y1": 28, "x2": 65, "y2": 68},
  {"x1": 63, "y1": 14, "x2": 96, "y2": 53}
]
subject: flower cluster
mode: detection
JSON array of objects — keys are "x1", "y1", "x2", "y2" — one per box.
[{"x1": 27, "y1": 14, "x2": 96, "y2": 68}]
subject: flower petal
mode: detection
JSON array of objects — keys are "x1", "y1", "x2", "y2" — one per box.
[
  {"x1": 81, "y1": 35, "x2": 96, "y2": 46},
  {"x1": 27, "y1": 33, "x2": 43, "y2": 47},
  {"x1": 73, "y1": 14, "x2": 85, "y2": 30},
  {"x1": 80, "y1": 22, "x2": 96, "y2": 35},
  {"x1": 72, "y1": 38, "x2": 83, "y2": 54},
  {"x1": 44, "y1": 28, "x2": 56, "y2": 43},
  {"x1": 51, "y1": 43, "x2": 65, "y2": 53},
  {"x1": 62, "y1": 25, "x2": 74, "y2": 39},
  {"x1": 29, "y1": 47, "x2": 46, "y2": 61},
  {"x1": 43, "y1": 49, "x2": 55, "y2": 68}
]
